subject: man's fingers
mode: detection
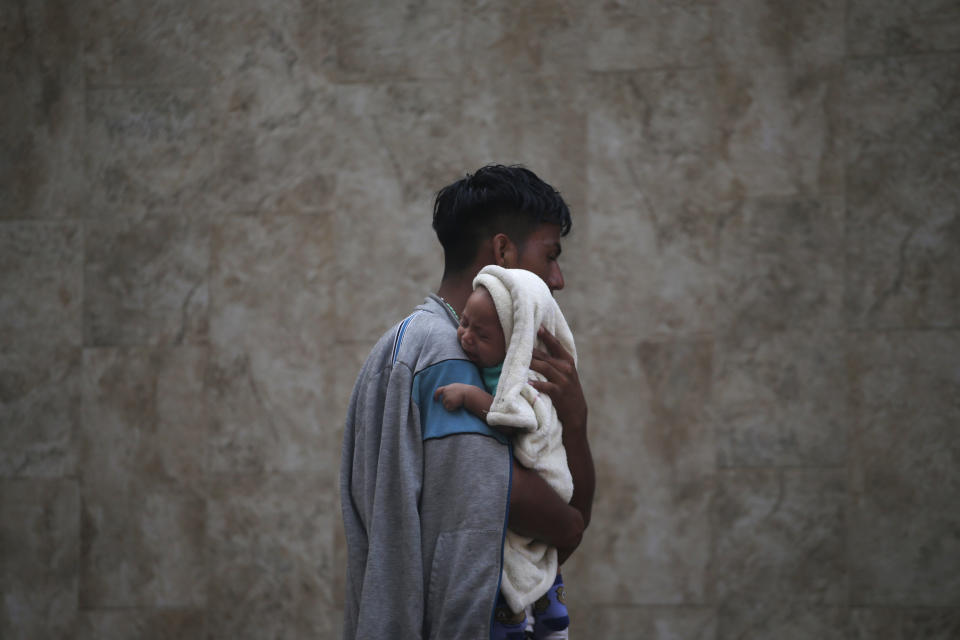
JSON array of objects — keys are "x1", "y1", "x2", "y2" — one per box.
[
  {"x1": 531, "y1": 347, "x2": 550, "y2": 361},
  {"x1": 433, "y1": 386, "x2": 444, "y2": 401},
  {"x1": 529, "y1": 378, "x2": 559, "y2": 398},
  {"x1": 537, "y1": 326, "x2": 573, "y2": 362},
  {"x1": 529, "y1": 356, "x2": 563, "y2": 382}
]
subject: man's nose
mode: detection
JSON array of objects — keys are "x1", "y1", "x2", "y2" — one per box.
[{"x1": 548, "y1": 264, "x2": 565, "y2": 291}]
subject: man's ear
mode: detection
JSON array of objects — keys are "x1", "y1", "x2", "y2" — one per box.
[{"x1": 491, "y1": 233, "x2": 519, "y2": 267}]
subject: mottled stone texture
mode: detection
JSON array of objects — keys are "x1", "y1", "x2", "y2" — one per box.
[
  {"x1": 1, "y1": 479, "x2": 80, "y2": 640},
  {"x1": 2, "y1": 0, "x2": 958, "y2": 637}
]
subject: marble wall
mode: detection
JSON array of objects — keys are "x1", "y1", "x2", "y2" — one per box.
[{"x1": 2, "y1": 1, "x2": 958, "y2": 638}]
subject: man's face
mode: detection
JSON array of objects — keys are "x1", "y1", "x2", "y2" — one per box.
[
  {"x1": 457, "y1": 287, "x2": 507, "y2": 368},
  {"x1": 513, "y1": 224, "x2": 565, "y2": 292}
]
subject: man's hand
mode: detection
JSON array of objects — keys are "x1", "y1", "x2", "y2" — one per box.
[
  {"x1": 526, "y1": 325, "x2": 595, "y2": 535},
  {"x1": 529, "y1": 327, "x2": 588, "y2": 432},
  {"x1": 433, "y1": 383, "x2": 471, "y2": 411}
]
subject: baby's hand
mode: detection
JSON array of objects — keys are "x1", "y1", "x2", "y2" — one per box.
[{"x1": 434, "y1": 383, "x2": 470, "y2": 411}]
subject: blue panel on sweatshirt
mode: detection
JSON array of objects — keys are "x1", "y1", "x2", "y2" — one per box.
[{"x1": 413, "y1": 359, "x2": 509, "y2": 445}]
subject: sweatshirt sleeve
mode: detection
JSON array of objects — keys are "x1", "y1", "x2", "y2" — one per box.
[{"x1": 342, "y1": 359, "x2": 426, "y2": 639}]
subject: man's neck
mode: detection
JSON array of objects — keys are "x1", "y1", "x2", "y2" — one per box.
[{"x1": 436, "y1": 272, "x2": 476, "y2": 317}]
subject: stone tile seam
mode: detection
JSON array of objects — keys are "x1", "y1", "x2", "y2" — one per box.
[
  {"x1": 578, "y1": 601, "x2": 717, "y2": 608},
  {"x1": 842, "y1": 326, "x2": 960, "y2": 334},
  {"x1": 29, "y1": 54, "x2": 960, "y2": 92},
  {"x1": 79, "y1": 219, "x2": 87, "y2": 352},
  {"x1": 84, "y1": 82, "x2": 212, "y2": 91},
  {"x1": 715, "y1": 465, "x2": 847, "y2": 472},
  {"x1": 76, "y1": 605, "x2": 204, "y2": 612},
  {"x1": 580, "y1": 604, "x2": 716, "y2": 610},
  {"x1": 847, "y1": 604, "x2": 960, "y2": 611},
  {"x1": 843, "y1": 49, "x2": 960, "y2": 63},
  {"x1": 331, "y1": 64, "x2": 720, "y2": 85}
]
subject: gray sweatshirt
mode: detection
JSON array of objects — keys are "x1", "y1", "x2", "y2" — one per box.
[{"x1": 340, "y1": 295, "x2": 513, "y2": 639}]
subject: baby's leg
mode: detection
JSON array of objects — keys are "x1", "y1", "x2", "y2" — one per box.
[
  {"x1": 491, "y1": 591, "x2": 528, "y2": 640},
  {"x1": 532, "y1": 573, "x2": 569, "y2": 639}
]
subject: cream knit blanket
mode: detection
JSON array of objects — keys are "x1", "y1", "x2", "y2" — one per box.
[{"x1": 472, "y1": 265, "x2": 576, "y2": 613}]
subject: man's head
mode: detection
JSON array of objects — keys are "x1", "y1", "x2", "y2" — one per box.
[
  {"x1": 432, "y1": 165, "x2": 571, "y2": 291},
  {"x1": 456, "y1": 286, "x2": 506, "y2": 368}
]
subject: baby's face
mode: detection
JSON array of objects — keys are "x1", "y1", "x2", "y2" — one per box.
[{"x1": 457, "y1": 287, "x2": 506, "y2": 368}]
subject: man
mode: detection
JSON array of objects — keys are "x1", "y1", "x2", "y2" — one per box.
[{"x1": 340, "y1": 165, "x2": 595, "y2": 639}]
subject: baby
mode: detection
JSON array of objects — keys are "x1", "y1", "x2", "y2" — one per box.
[{"x1": 434, "y1": 266, "x2": 576, "y2": 640}]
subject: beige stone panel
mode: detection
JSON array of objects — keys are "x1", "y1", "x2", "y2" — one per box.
[
  {"x1": 848, "y1": 0, "x2": 960, "y2": 56},
  {"x1": 584, "y1": 1, "x2": 714, "y2": 71},
  {"x1": 558, "y1": 203, "x2": 657, "y2": 340},
  {"x1": 0, "y1": 222, "x2": 82, "y2": 351},
  {"x1": 713, "y1": 0, "x2": 845, "y2": 69},
  {"x1": 841, "y1": 56, "x2": 960, "y2": 329},
  {"x1": 83, "y1": 0, "x2": 336, "y2": 88},
  {"x1": 79, "y1": 347, "x2": 207, "y2": 608},
  {"x1": 553, "y1": 236, "x2": 596, "y2": 341},
  {"x1": 84, "y1": 88, "x2": 220, "y2": 219},
  {"x1": 0, "y1": 2, "x2": 86, "y2": 219},
  {"x1": 570, "y1": 70, "x2": 726, "y2": 339},
  {"x1": 0, "y1": 479, "x2": 79, "y2": 640},
  {"x1": 318, "y1": 342, "x2": 367, "y2": 620},
  {"x1": 462, "y1": 0, "x2": 587, "y2": 76},
  {"x1": 718, "y1": 64, "x2": 844, "y2": 198},
  {"x1": 85, "y1": 1, "x2": 340, "y2": 217},
  {"x1": 332, "y1": 510, "x2": 348, "y2": 613},
  {"x1": 838, "y1": 54, "x2": 959, "y2": 159},
  {"x1": 563, "y1": 193, "x2": 718, "y2": 339},
  {"x1": 199, "y1": 3, "x2": 340, "y2": 217},
  {"x1": 848, "y1": 331, "x2": 960, "y2": 605},
  {"x1": 331, "y1": 82, "x2": 467, "y2": 209},
  {"x1": 459, "y1": 74, "x2": 587, "y2": 219},
  {"x1": 715, "y1": 196, "x2": 844, "y2": 339},
  {"x1": 214, "y1": 0, "x2": 336, "y2": 80},
  {"x1": 209, "y1": 79, "x2": 340, "y2": 218},
  {"x1": 335, "y1": 0, "x2": 462, "y2": 81},
  {"x1": 84, "y1": 216, "x2": 209, "y2": 347},
  {"x1": 587, "y1": 70, "x2": 722, "y2": 161},
  {"x1": 330, "y1": 82, "x2": 463, "y2": 342},
  {"x1": 205, "y1": 345, "x2": 340, "y2": 475},
  {"x1": 713, "y1": 331, "x2": 847, "y2": 467},
  {"x1": 1, "y1": 224, "x2": 82, "y2": 481},
  {"x1": 205, "y1": 473, "x2": 338, "y2": 640},
  {"x1": 80, "y1": 486, "x2": 206, "y2": 608},
  {"x1": 80, "y1": 347, "x2": 207, "y2": 490},
  {"x1": 711, "y1": 469, "x2": 846, "y2": 604},
  {"x1": 573, "y1": 605, "x2": 715, "y2": 639},
  {"x1": 717, "y1": 603, "x2": 849, "y2": 640},
  {"x1": 0, "y1": 347, "x2": 79, "y2": 478},
  {"x1": 208, "y1": 212, "x2": 339, "y2": 475},
  {"x1": 77, "y1": 609, "x2": 204, "y2": 640},
  {"x1": 331, "y1": 614, "x2": 345, "y2": 638},
  {"x1": 851, "y1": 607, "x2": 960, "y2": 640},
  {"x1": 715, "y1": 25, "x2": 845, "y2": 222},
  {"x1": 83, "y1": 0, "x2": 216, "y2": 87},
  {"x1": 845, "y1": 166, "x2": 960, "y2": 330},
  {"x1": 562, "y1": 336, "x2": 713, "y2": 605}
]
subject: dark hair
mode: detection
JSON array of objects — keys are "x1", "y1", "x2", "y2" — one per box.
[{"x1": 432, "y1": 165, "x2": 572, "y2": 274}]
